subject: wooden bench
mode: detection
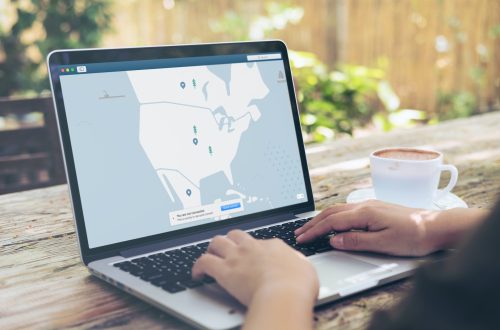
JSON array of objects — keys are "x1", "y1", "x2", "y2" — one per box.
[{"x1": 0, "y1": 96, "x2": 65, "y2": 194}]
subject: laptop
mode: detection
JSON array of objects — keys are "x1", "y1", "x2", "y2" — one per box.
[{"x1": 47, "y1": 40, "x2": 418, "y2": 329}]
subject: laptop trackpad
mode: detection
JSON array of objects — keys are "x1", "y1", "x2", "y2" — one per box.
[{"x1": 311, "y1": 252, "x2": 379, "y2": 292}]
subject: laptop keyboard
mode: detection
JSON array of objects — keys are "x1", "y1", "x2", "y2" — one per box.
[{"x1": 113, "y1": 217, "x2": 333, "y2": 294}]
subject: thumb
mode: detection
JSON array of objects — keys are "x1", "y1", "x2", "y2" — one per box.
[{"x1": 330, "y1": 231, "x2": 382, "y2": 252}]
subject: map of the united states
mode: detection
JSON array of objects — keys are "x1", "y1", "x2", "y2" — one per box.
[{"x1": 127, "y1": 63, "x2": 269, "y2": 211}]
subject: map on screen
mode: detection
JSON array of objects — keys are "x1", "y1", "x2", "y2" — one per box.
[
  {"x1": 128, "y1": 63, "x2": 269, "y2": 225},
  {"x1": 60, "y1": 56, "x2": 308, "y2": 248}
]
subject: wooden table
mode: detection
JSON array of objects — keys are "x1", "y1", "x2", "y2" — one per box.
[{"x1": 2, "y1": 112, "x2": 500, "y2": 330}]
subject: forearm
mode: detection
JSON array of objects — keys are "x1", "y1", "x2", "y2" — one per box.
[
  {"x1": 424, "y1": 207, "x2": 489, "y2": 251},
  {"x1": 243, "y1": 285, "x2": 315, "y2": 330}
]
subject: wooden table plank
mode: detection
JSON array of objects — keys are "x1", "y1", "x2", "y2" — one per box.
[{"x1": 1, "y1": 112, "x2": 500, "y2": 330}]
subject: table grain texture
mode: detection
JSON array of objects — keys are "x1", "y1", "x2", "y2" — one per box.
[{"x1": 1, "y1": 112, "x2": 500, "y2": 330}]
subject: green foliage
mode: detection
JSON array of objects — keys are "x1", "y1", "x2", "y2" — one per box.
[
  {"x1": 436, "y1": 91, "x2": 476, "y2": 121},
  {"x1": 290, "y1": 51, "x2": 428, "y2": 142},
  {"x1": 210, "y1": 2, "x2": 303, "y2": 40},
  {"x1": 291, "y1": 51, "x2": 384, "y2": 141},
  {"x1": 0, "y1": 0, "x2": 112, "y2": 97},
  {"x1": 434, "y1": 12, "x2": 487, "y2": 118},
  {"x1": 490, "y1": 24, "x2": 500, "y2": 39}
]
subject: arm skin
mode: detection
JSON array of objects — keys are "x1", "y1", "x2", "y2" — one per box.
[
  {"x1": 243, "y1": 285, "x2": 315, "y2": 330},
  {"x1": 422, "y1": 207, "x2": 488, "y2": 252}
]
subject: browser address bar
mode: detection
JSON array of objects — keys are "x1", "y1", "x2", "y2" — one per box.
[{"x1": 247, "y1": 53, "x2": 282, "y2": 61}]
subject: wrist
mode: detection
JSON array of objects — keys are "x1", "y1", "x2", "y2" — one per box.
[
  {"x1": 253, "y1": 281, "x2": 318, "y2": 307},
  {"x1": 244, "y1": 282, "x2": 317, "y2": 330},
  {"x1": 421, "y1": 208, "x2": 488, "y2": 253},
  {"x1": 420, "y1": 210, "x2": 446, "y2": 253}
]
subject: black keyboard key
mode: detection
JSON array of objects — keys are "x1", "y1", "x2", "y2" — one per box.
[
  {"x1": 181, "y1": 245, "x2": 204, "y2": 253},
  {"x1": 114, "y1": 262, "x2": 144, "y2": 276},
  {"x1": 180, "y1": 279, "x2": 204, "y2": 288},
  {"x1": 162, "y1": 283, "x2": 186, "y2": 293},
  {"x1": 142, "y1": 272, "x2": 164, "y2": 282},
  {"x1": 151, "y1": 277, "x2": 170, "y2": 287},
  {"x1": 114, "y1": 261, "x2": 132, "y2": 269},
  {"x1": 296, "y1": 248, "x2": 316, "y2": 256},
  {"x1": 261, "y1": 219, "x2": 332, "y2": 254},
  {"x1": 149, "y1": 252, "x2": 164, "y2": 258},
  {"x1": 176, "y1": 270, "x2": 192, "y2": 280},
  {"x1": 133, "y1": 256, "x2": 149, "y2": 263},
  {"x1": 196, "y1": 242, "x2": 209, "y2": 250},
  {"x1": 249, "y1": 231, "x2": 260, "y2": 238},
  {"x1": 310, "y1": 239, "x2": 333, "y2": 253},
  {"x1": 127, "y1": 267, "x2": 144, "y2": 277}
]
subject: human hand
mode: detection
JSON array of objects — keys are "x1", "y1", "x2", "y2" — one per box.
[
  {"x1": 295, "y1": 200, "x2": 440, "y2": 257},
  {"x1": 192, "y1": 230, "x2": 319, "y2": 306}
]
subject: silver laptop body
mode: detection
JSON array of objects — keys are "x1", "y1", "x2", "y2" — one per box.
[{"x1": 48, "y1": 40, "x2": 418, "y2": 330}]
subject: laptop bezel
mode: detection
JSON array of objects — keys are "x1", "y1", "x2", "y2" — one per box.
[{"x1": 47, "y1": 40, "x2": 315, "y2": 264}]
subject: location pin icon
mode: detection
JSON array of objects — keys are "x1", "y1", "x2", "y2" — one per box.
[
  {"x1": 180, "y1": 81, "x2": 186, "y2": 89},
  {"x1": 193, "y1": 138, "x2": 198, "y2": 145},
  {"x1": 186, "y1": 189, "x2": 192, "y2": 196}
]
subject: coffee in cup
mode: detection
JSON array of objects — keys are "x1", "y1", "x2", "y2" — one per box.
[
  {"x1": 370, "y1": 147, "x2": 458, "y2": 209},
  {"x1": 374, "y1": 148, "x2": 439, "y2": 161}
]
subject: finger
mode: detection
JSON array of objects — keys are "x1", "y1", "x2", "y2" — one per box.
[
  {"x1": 330, "y1": 231, "x2": 384, "y2": 253},
  {"x1": 192, "y1": 253, "x2": 226, "y2": 280},
  {"x1": 295, "y1": 204, "x2": 356, "y2": 235},
  {"x1": 226, "y1": 229, "x2": 253, "y2": 245},
  {"x1": 207, "y1": 235, "x2": 236, "y2": 258},
  {"x1": 295, "y1": 206, "x2": 344, "y2": 235},
  {"x1": 296, "y1": 210, "x2": 370, "y2": 243}
]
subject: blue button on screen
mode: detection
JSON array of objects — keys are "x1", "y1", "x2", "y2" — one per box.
[{"x1": 221, "y1": 202, "x2": 241, "y2": 212}]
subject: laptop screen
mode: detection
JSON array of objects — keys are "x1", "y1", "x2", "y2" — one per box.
[{"x1": 58, "y1": 51, "x2": 309, "y2": 248}]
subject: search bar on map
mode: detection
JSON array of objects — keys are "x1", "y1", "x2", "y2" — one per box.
[{"x1": 247, "y1": 53, "x2": 282, "y2": 61}]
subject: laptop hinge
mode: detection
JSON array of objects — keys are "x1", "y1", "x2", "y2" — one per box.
[{"x1": 119, "y1": 212, "x2": 297, "y2": 258}]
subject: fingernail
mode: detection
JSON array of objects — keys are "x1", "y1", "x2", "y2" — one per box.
[
  {"x1": 294, "y1": 228, "x2": 302, "y2": 234},
  {"x1": 332, "y1": 235, "x2": 343, "y2": 248},
  {"x1": 296, "y1": 234, "x2": 304, "y2": 242}
]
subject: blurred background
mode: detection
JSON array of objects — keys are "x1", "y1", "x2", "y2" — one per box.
[{"x1": 0, "y1": 0, "x2": 499, "y2": 193}]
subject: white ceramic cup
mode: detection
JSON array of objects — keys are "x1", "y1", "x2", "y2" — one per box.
[{"x1": 370, "y1": 148, "x2": 458, "y2": 209}]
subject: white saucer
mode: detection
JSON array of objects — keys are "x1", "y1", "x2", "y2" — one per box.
[{"x1": 346, "y1": 188, "x2": 468, "y2": 210}]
